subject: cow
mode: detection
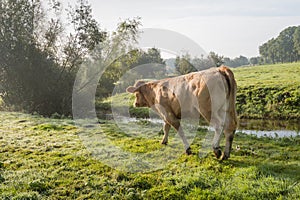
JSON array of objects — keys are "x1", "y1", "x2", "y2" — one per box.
[{"x1": 126, "y1": 66, "x2": 237, "y2": 160}]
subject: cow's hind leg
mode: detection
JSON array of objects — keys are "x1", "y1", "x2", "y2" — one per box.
[
  {"x1": 161, "y1": 122, "x2": 171, "y2": 145},
  {"x1": 221, "y1": 112, "x2": 237, "y2": 160},
  {"x1": 221, "y1": 130, "x2": 235, "y2": 160}
]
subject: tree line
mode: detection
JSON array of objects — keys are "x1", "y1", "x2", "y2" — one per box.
[
  {"x1": 173, "y1": 52, "x2": 258, "y2": 75},
  {"x1": 175, "y1": 25, "x2": 300, "y2": 70},
  {"x1": 259, "y1": 26, "x2": 300, "y2": 64}
]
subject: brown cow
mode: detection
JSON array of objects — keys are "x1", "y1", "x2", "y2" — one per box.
[{"x1": 126, "y1": 66, "x2": 237, "y2": 160}]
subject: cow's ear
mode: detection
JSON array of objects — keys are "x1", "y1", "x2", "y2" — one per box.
[{"x1": 126, "y1": 86, "x2": 138, "y2": 93}]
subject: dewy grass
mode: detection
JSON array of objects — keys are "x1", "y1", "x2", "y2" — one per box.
[{"x1": 0, "y1": 111, "x2": 300, "y2": 199}]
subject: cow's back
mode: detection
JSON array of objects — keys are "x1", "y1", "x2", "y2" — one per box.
[{"x1": 153, "y1": 68, "x2": 228, "y2": 120}]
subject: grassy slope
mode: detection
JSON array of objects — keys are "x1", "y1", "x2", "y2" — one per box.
[
  {"x1": 1, "y1": 112, "x2": 300, "y2": 199},
  {"x1": 232, "y1": 63, "x2": 300, "y2": 119}
]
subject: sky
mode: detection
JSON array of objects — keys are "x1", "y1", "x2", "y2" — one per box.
[{"x1": 66, "y1": 0, "x2": 300, "y2": 58}]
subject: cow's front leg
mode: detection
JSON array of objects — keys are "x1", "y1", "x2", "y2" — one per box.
[
  {"x1": 161, "y1": 122, "x2": 171, "y2": 145},
  {"x1": 172, "y1": 121, "x2": 191, "y2": 155}
]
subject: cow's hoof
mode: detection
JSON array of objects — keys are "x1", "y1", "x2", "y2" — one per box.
[
  {"x1": 161, "y1": 140, "x2": 168, "y2": 145},
  {"x1": 185, "y1": 147, "x2": 192, "y2": 155},
  {"x1": 221, "y1": 153, "x2": 230, "y2": 160},
  {"x1": 213, "y1": 147, "x2": 222, "y2": 159}
]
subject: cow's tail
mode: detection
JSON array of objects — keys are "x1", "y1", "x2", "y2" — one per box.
[{"x1": 218, "y1": 66, "x2": 238, "y2": 129}]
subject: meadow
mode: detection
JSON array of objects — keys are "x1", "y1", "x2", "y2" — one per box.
[
  {"x1": 0, "y1": 111, "x2": 300, "y2": 199},
  {"x1": 1, "y1": 63, "x2": 300, "y2": 199},
  {"x1": 233, "y1": 62, "x2": 300, "y2": 119}
]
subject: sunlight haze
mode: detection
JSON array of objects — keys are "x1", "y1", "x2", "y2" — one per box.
[{"x1": 66, "y1": 0, "x2": 300, "y2": 58}]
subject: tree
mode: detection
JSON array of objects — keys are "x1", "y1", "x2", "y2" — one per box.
[
  {"x1": 0, "y1": 0, "x2": 106, "y2": 116},
  {"x1": 249, "y1": 57, "x2": 259, "y2": 65},
  {"x1": 259, "y1": 26, "x2": 300, "y2": 64},
  {"x1": 234, "y1": 55, "x2": 249, "y2": 66},
  {"x1": 96, "y1": 47, "x2": 166, "y2": 98},
  {"x1": 192, "y1": 56, "x2": 214, "y2": 70},
  {"x1": 209, "y1": 52, "x2": 224, "y2": 67},
  {"x1": 93, "y1": 18, "x2": 143, "y2": 98},
  {"x1": 293, "y1": 26, "x2": 300, "y2": 61},
  {"x1": 175, "y1": 54, "x2": 196, "y2": 75}
]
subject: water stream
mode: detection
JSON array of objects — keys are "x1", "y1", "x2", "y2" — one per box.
[
  {"x1": 237, "y1": 118, "x2": 300, "y2": 138},
  {"x1": 108, "y1": 115, "x2": 300, "y2": 138}
]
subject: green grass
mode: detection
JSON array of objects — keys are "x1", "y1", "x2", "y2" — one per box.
[
  {"x1": 232, "y1": 62, "x2": 300, "y2": 87},
  {"x1": 1, "y1": 111, "x2": 300, "y2": 199}
]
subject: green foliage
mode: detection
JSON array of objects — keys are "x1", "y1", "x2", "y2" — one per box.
[
  {"x1": 175, "y1": 51, "x2": 227, "y2": 75},
  {"x1": 96, "y1": 48, "x2": 165, "y2": 99},
  {"x1": 259, "y1": 26, "x2": 300, "y2": 64},
  {"x1": 208, "y1": 51, "x2": 224, "y2": 67},
  {"x1": 0, "y1": 111, "x2": 300, "y2": 199},
  {"x1": 0, "y1": 0, "x2": 106, "y2": 116},
  {"x1": 175, "y1": 54, "x2": 197, "y2": 75},
  {"x1": 224, "y1": 55, "x2": 250, "y2": 67}
]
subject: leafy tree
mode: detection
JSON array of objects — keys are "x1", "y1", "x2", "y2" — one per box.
[
  {"x1": 192, "y1": 56, "x2": 214, "y2": 70},
  {"x1": 93, "y1": 18, "x2": 143, "y2": 98},
  {"x1": 0, "y1": 0, "x2": 105, "y2": 116},
  {"x1": 249, "y1": 57, "x2": 260, "y2": 65},
  {"x1": 293, "y1": 26, "x2": 300, "y2": 61},
  {"x1": 259, "y1": 26, "x2": 300, "y2": 64},
  {"x1": 175, "y1": 54, "x2": 197, "y2": 75},
  {"x1": 224, "y1": 55, "x2": 249, "y2": 67},
  {"x1": 95, "y1": 47, "x2": 166, "y2": 97},
  {"x1": 209, "y1": 52, "x2": 224, "y2": 67}
]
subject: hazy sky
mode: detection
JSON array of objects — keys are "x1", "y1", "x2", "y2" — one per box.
[{"x1": 66, "y1": 0, "x2": 300, "y2": 58}]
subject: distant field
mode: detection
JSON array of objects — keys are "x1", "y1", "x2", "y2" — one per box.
[{"x1": 233, "y1": 62, "x2": 300, "y2": 87}]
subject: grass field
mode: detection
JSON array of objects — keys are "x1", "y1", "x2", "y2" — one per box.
[
  {"x1": 1, "y1": 112, "x2": 300, "y2": 199},
  {"x1": 232, "y1": 63, "x2": 300, "y2": 119},
  {"x1": 232, "y1": 62, "x2": 300, "y2": 88}
]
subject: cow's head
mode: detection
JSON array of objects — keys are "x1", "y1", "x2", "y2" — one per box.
[{"x1": 126, "y1": 81, "x2": 149, "y2": 107}]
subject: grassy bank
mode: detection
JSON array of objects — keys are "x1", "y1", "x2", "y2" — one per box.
[
  {"x1": 233, "y1": 62, "x2": 300, "y2": 119},
  {"x1": 1, "y1": 112, "x2": 300, "y2": 199}
]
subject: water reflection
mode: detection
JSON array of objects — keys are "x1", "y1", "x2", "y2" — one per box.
[
  {"x1": 238, "y1": 119, "x2": 300, "y2": 131},
  {"x1": 237, "y1": 119, "x2": 300, "y2": 138},
  {"x1": 103, "y1": 115, "x2": 300, "y2": 138}
]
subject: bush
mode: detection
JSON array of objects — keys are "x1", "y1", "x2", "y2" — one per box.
[{"x1": 0, "y1": 0, "x2": 104, "y2": 116}]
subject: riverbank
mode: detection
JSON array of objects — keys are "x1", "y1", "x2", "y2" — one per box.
[
  {"x1": 233, "y1": 62, "x2": 300, "y2": 120},
  {"x1": 0, "y1": 111, "x2": 300, "y2": 199}
]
